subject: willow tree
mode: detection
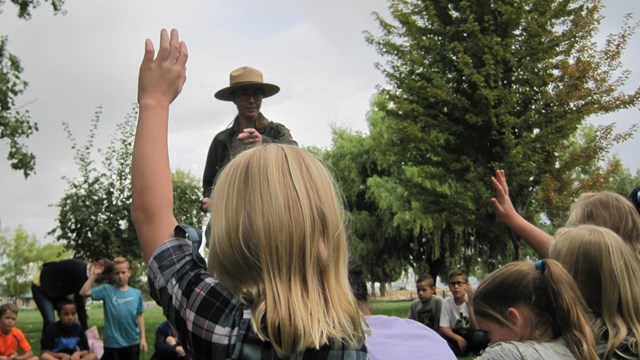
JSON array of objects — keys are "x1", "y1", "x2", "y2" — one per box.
[
  {"x1": 322, "y1": 124, "x2": 407, "y2": 296},
  {"x1": 365, "y1": 0, "x2": 640, "y2": 261}
]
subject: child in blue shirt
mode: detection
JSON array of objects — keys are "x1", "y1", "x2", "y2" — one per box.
[
  {"x1": 80, "y1": 257, "x2": 147, "y2": 360},
  {"x1": 40, "y1": 298, "x2": 97, "y2": 360}
]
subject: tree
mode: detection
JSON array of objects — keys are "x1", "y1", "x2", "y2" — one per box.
[
  {"x1": 172, "y1": 169, "x2": 206, "y2": 228},
  {"x1": 365, "y1": 0, "x2": 640, "y2": 262},
  {"x1": 323, "y1": 95, "x2": 464, "y2": 285},
  {"x1": 50, "y1": 105, "x2": 206, "y2": 262},
  {"x1": 319, "y1": 124, "x2": 408, "y2": 297},
  {"x1": 0, "y1": 225, "x2": 68, "y2": 299},
  {"x1": 50, "y1": 106, "x2": 139, "y2": 260},
  {"x1": 537, "y1": 123, "x2": 638, "y2": 227},
  {"x1": 0, "y1": 0, "x2": 66, "y2": 177}
]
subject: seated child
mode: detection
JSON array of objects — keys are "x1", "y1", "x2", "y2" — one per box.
[
  {"x1": 438, "y1": 268, "x2": 488, "y2": 356},
  {"x1": 0, "y1": 303, "x2": 38, "y2": 360},
  {"x1": 473, "y1": 260, "x2": 598, "y2": 360},
  {"x1": 40, "y1": 298, "x2": 97, "y2": 360},
  {"x1": 150, "y1": 321, "x2": 187, "y2": 360},
  {"x1": 407, "y1": 274, "x2": 443, "y2": 331},
  {"x1": 349, "y1": 260, "x2": 455, "y2": 359}
]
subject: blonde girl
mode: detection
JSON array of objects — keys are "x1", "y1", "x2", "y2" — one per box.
[
  {"x1": 132, "y1": 29, "x2": 367, "y2": 359},
  {"x1": 473, "y1": 260, "x2": 598, "y2": 360},
  {"x1": 551, "y1": 225, "x2": 640, "y2": 359}
]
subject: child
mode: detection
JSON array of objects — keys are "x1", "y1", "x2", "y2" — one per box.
[
  {"x1": 132, "y1": 29, "x2": 367, "y2": 358},
  {"x1": 407, "y1": 274, "x2": 443, "y2": 331},
  {"x1": 490, "y1": 169, "x2": 640, "y2": 258},
  {"x1": 40, "y1": 298, "x2": 97, "y2": 360},
  {"x1": 31, "y1": 259, "x2": 92, "y2": 336},
  {"x1": 473, "y1": 260, "x2": 598, "y2": 360},
  {"x1": 0, "y1": 303, "x2": 38, "y2": 360},
  {"x1": 438, "y1": 269, "x2": 488, "y2": 356},
  {"x1": 80, "y1": 257, "x2": 146, "y2": 360},
  {"x1": 551, "y1": 225, "x2": 640, "y2": 359},
  {"x1": 349, "y1": 260, "x2": 455, "y2": 359},
  {"x1": 150, "y1": 321, "x2": 186, "y2": 360}
]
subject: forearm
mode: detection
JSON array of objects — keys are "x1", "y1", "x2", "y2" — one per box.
[
  {"x1": 137, "y1": 313, "x2": 146, "y2": 342},
  {"x1": 504, "y1": 213, "x2": 552, "y2": 258},
  {"x1": 131, "y1": 101, "x2": 177, "y2": 262},
  {"x1": 79, "y1": 274, "x2": 98, "y2": 297},
  {"x1": 15, "y1": 351, "x2": 35, "y2": 360},
  {"x1": 439, "y1": 326, "x2": 463, "y2": 342}
]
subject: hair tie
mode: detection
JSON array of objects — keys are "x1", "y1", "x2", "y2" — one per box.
[{"x1": 535, "y1": 259, "x2": 546, "y2": 274}]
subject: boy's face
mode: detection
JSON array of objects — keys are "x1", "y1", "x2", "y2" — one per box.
[
  {"x1": 0, "y1": 310, "x2": 17, "y2": 334},
  {"x1": 416, "y1": 280, "x2": 435, "y2": 302},
  {"x1": 112, "y1": 262, "x2": 132, "y2": 287},
  {"x1": 448, "y1": 275, "x2": 469, "y2": 301},
  {"x1": 58, "y1": 304, "x2": 77, "y2": 327}
]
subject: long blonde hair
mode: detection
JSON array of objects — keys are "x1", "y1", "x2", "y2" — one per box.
[
  {"x1": 551, "y1": 225, "x2": 640, "y2": 359},
  {"x1": 473, "y1": 260, "x2": 598, "y2": 360},
  {"x1": 567, "y1": 192, "x2": 640, "y2": 256},
  {"x1": 208, "y1": 144, "x2": 365, "y2": 357}
]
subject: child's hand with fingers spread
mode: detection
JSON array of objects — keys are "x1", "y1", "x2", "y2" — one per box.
[
  {"x1": 490, "y1": 169, "x2": 518, "y2": 223},
  {"x1": 137, "y1": 28, "x2": 188, "y2": 107}
]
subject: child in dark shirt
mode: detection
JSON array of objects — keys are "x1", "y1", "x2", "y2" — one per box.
[
  {"x1": 40, "y1": 299, "x2": 97, "y2": 360},
  {"x1": 150, "y1": 321, "x2": 187, "y2": 360},
  {"x1": 407, "y1": 274, "x2": 443, "y2": 331}
]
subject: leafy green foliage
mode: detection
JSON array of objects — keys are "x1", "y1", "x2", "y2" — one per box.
[
  {"x1": 0, "y1": 225, "x2": 68, "y2": 298},
  {"x1": 172, "y1": 169, "x2": 206, "y2": 228},
  {"x1": 363, "y1": 0, "x2": 640, "y2": 264},
  {"x1": 0, "y1": 0, "x2": 66, "y2": 19},
  {"x1": 0, "y1": 36, "x2": 37, "y2": 177},
  {"x1": 0, "y1": 0, "x2": 66, "y2": 177},
  {"x1": 49, "y1": 106, "x2": 140, "y2": 261},
  {"x1": 49, "y1": 106, "x2": 205, "y2": 269}
]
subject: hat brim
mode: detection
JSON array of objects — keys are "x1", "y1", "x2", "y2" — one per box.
[{"x1": 214, "y1": 82, "x2": 280, "y2": 101}]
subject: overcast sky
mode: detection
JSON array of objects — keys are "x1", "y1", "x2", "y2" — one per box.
[{"x1": 1, "y1": 1, "x2": 639, "y2": 243}]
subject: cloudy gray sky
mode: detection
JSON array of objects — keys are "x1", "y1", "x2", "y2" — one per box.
[{"x1": 1, "y1": 1, "x2": 639, "y2": 243}]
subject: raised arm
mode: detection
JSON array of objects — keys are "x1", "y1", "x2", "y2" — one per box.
[
  {"x1": 79, "y1": 260, "x2": 105, "y2": 297},
  {"x1": 490, "y1": 169, "x2": 553, "y2": 258},
  {"x1": 131, "y1": 29, "x2": 188, "y2": 262}
]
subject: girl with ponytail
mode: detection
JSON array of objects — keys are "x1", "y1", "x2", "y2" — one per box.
[{"x1": 472, "y1": 260, "x2": 598, "y2": 360}]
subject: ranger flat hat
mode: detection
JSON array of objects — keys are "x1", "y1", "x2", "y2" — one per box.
[{"x1": 214, "y1": 66, "x2": 280, "y2": 101}]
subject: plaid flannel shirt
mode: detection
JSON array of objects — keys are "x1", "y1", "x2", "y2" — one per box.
[{"x1": 148, "y1": 238, "x2": 368, "y2": 359}]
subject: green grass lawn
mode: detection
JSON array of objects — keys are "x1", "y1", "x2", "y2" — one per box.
[{"x1": 17, "y1": 300, "x2": 472, "y2": 360}]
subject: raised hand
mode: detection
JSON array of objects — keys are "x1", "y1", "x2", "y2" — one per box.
[
  {"x1": 137, "y1": 29, "x2": 188, "y2": 107},
  {"x1": 490, "y1": 169, "x2": 518, "y2": 223},
  {"x1": 92, "y1": 259, "x2": 105, "y2": 275}
]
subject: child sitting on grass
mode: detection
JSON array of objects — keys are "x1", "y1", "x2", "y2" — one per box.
[
  {"x1": 0, "y1": 303, "x2": 38, "y2": 360},
  {"x1": 408, "y1": 274, "x2": 443, "y2": 331},
  {"x1": 40, "y1": 298, "x2": 97, "y2": 360}
]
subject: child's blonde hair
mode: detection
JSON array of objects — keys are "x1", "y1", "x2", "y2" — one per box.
[
  {"x1": 567, "y1": 191, "x2": 640, "y2": 256},
  {"x1": 551, "y1": 225, "x2": 640, "y2": 359},
  {"x1": 112, "y1": 256, "x2": 130, "y2": 269},
  {"x1": 472, "y1": 260, "x2": 598, "y2": 360},
  {"x1": 208, "y1": 144, "x2": 365, "y2": 357}
]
